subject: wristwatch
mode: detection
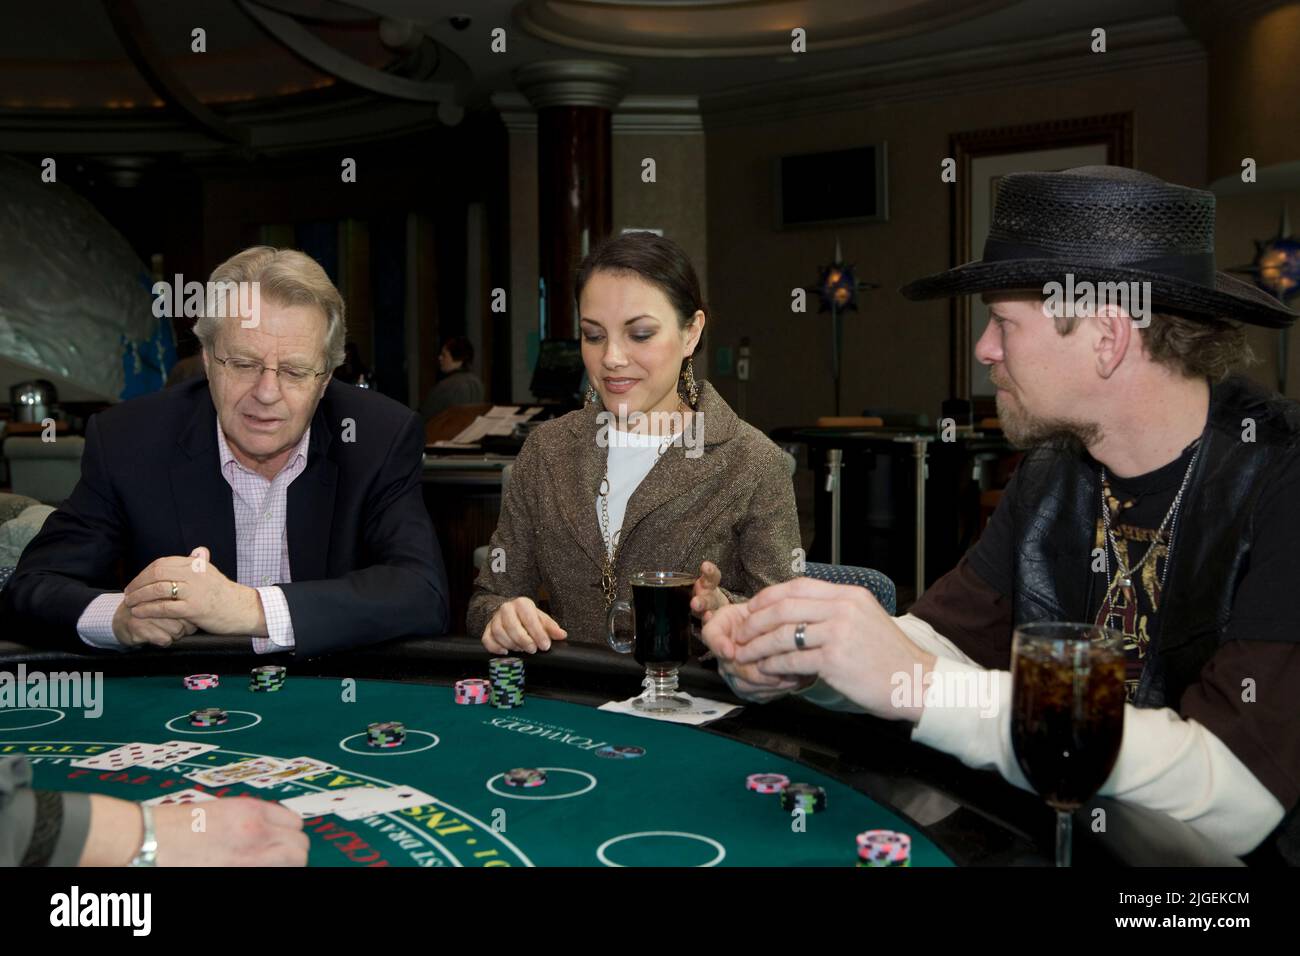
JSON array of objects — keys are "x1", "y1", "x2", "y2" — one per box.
[{"x1": 128, "y1": 804, "x2": 158, "y2": 867}]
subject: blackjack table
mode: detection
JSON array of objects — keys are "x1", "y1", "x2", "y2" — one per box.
[{"x1": 0, "y1": 635, "x2": 1241, "y2": 868}]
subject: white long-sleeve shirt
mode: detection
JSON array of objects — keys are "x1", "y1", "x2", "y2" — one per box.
[{"x1": 799, "y1": 613, "x2": 1284, "y2": 857}]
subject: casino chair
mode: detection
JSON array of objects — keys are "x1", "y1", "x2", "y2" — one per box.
[
  {"x1": 803, "y1": 562, "x2": 896, "y2": 616},
  {"x1": 4, "y1": 435, "x2": 85, "y2": 504}
]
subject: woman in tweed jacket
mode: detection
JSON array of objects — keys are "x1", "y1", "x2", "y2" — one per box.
[{"x1": 467, "y1": 233, "x2": 802, "y2": 674}]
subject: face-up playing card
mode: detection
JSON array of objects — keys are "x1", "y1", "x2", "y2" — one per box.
[
  {"x1": 278, "y1": 787, "x2": 378, "y2": 819},
  {"x1": 71, "y1": 743, "x2": 166, "y2": 771},
  {"x1": 336, "y1": 786, "x2": 437, "y2": 820},
  {"x1": 141, "y1": 788, "x2": 218, "y2": 807},
  {"x1": 244, "y1": 757, "x2": 339, "y2": 789},
  {"x1": 185, "y1": 757, "x2": 288, "y2": 788},
  {"x1": 136, "y1": 741, "x2": 220, "y2": 770}
]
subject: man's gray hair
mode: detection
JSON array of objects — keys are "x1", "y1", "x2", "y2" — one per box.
[{"x1": 194, "y1": 246, "x2": 346, "y2": 371}]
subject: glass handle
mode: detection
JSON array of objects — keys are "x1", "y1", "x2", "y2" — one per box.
[{"x1": 606, "y1": 599, "x2": 634, "y2": 654}]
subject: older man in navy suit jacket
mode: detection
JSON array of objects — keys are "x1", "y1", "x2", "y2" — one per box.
[{"x1": 3, "y1": 247, "x2": 448, "y2": 656}]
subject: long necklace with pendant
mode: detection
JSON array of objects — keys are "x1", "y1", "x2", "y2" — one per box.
[
  {"x1": 1098, "y1": 443, "x2": 1199, "y2": 624},
  {"x1": 597, "y1": 401, "x2": 688, "y2": 609}
]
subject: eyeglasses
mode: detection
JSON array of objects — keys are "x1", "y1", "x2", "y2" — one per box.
[{"x1": 212, "y1": 354, "x2": 327, "y2": 389}]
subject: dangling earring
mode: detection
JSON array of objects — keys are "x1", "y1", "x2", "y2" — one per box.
[
  {"x1": 585, "y1": 383, "x2": 599, "y2": 406},
  {"x1": 680, "y1": 356, "x2": 699, "y2": 407}
]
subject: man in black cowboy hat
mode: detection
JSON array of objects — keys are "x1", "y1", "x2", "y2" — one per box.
[{"x1": 701, "y1": 166, "x2": 1300, "y2": 863}]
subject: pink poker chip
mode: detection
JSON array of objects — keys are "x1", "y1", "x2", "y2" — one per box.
[{"x1": 746, "y1": 772, "x2": 791, "y2": 794}]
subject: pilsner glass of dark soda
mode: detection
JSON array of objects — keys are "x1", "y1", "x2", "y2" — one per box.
[
  {"x1": 606, "y1": 571, "x2": 695, "y2": 712},
  {"x1": 1010, "y1": 622, "x2": 1125, "y2": 867}
]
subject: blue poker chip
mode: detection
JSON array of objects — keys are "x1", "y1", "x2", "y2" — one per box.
[{"x1": 595, "y1": 745, "x2": 645, "y2": 759}]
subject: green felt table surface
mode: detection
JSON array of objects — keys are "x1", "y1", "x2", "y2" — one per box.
[{"x1": 4, "y1": 675, "x2": 953, "y2": 867}]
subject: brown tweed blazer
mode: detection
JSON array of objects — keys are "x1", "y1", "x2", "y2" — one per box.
[{"x1": 466, "y1": 381, "x2": 801, "y2": 647}]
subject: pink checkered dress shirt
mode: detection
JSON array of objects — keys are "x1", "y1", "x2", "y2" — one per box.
[{"x1": 75, "y1": 424, "x2": 310, "y2": 653}]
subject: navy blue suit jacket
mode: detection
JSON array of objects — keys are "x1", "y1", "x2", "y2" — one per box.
[{"x1": 2, "y1": 378, "x2": 449, "y2": 656}]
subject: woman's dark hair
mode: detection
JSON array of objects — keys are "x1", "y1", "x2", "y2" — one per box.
[
  {"x1": 574, "y1": 232, "x2": 706, "y2": 356},
  {"x1": 442, "y1": 336, "x2": 474, "y2": 366}
]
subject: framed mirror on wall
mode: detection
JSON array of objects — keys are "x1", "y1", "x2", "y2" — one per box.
[{"x1": 948, "y1": 113, "x2": 1133, "y2": 418}]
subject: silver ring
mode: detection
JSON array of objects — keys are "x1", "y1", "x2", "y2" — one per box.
[{"x1": 793, "y1": 622, "x2": 808, "y2": 650}]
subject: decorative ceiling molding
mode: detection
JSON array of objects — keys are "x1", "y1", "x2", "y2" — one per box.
[
  {"x1": 701, "y1": 16, "x2": 1203, "y2": 128},
  {"x1": 515, "y1": 0, "x2": 1019, "y2": 58},
  {"x1": 238, "y1": 0, "x2": 465, "y2": 124},
  {"x1": 103, "y1": 0, "x2": 250, "y2": 145},
  {"x1": 0, "y1": 95, "x2": 447, "y2": 158},
  {"x1": 513, "y1": 59, "x2": 632, "y2": 110},
  {"x1": 491, "y1": 92, "x2": 702, "y2": 134}
]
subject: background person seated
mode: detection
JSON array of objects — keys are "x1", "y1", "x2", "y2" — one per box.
[{"x1": 419, "y1": 336, "x2": 485, "y2": 419}]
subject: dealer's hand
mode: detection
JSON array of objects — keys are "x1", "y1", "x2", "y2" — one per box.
[
  {"x1": 154, "y1": 798, "x2": 308, "y2": 867},
  {"x1": 482, "y1": 595, "x2": 567, "y2": 655},
  {"x1": 79, "y1": 794, "x2": 308, "y2": 866},
  {"x1": 731, "y1": 577, "x2": 936, "y2": 723},
  {"x1": 700, "y1": 599, "x2": 813, "y2": 703},
  {"x1": 122, "y1": 547, "x2": 266, "y2": 636}
]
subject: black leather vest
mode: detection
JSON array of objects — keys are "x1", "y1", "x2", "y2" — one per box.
[{"x1": 1009, "y1": 374, "x2": 1300, "y2": 863}]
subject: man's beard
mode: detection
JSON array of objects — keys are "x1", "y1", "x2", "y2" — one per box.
[{"x1": 996, "y1": 389, "x2": 1102, "y2": 451}]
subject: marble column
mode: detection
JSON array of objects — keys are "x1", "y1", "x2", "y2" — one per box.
[{"x1": 515, "y1": 60, "x2": 631, "y2": 339}]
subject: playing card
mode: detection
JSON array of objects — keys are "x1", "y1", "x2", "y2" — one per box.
[
  {"x1": 141, "y1": 788, "x2": 218, "y2": 807},
  {"x1": 337, "y1": 786, "x2": 437, "y2": 820},
  {"x1": 71, "y1": 743, "x2": 166, "y2": 770},
  {"x1": 279, "y1": 787, "x2": 377, "y2": 819},
  {"x1": 185, "y1": 757, "x2": 287, "y2": 787},
  {"x1": 136, "y1": 741, "x2": 220, "y2": 770},
  {"x1": 243, "y1": 757, "x2": 338, "y2": 789}
]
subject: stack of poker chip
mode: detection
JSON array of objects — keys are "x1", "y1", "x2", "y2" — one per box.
[
  {"x1": 856, "y1": 830, "x2": 911, "y2": 867},
  {"x1": 780, "y1": 782, "x2": 827, "y2": 815},
  {"x1": 454, "y1": 678, "x2": 491, "y2": 705},
  {"x1": 488, "y1": 657, "x2": 525, "y2": 708},
  {"x1": 366, "y1": 721, "x2": 406, "y2": 748},
  {"x1": 746, "y1": 772, "x2": 790, "y2": 795},
  {"x1": 189, "y1": 707, "x2": 227, "y2": 727},
  {"x1": 183, "y1": 673, "x2": 219, "y2": 691},
  {"x1": 503, "y1": 767, "x2": 547, "y2": 788},
  {"x1": 249, "y1": 665, "x2": 286, "y2": 693}
]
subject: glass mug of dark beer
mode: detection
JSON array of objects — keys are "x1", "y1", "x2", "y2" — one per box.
[
  {"x1": 1010, "y1": 622, "x2": 1125, "y2": 867},
  {"x1": 606, "y1": 570, "x2": 695, "y2": 713}
]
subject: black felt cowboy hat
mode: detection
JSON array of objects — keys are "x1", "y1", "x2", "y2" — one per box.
[{"x1": 900, "y1": 165, "x2": 1299, "y2": 328}]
